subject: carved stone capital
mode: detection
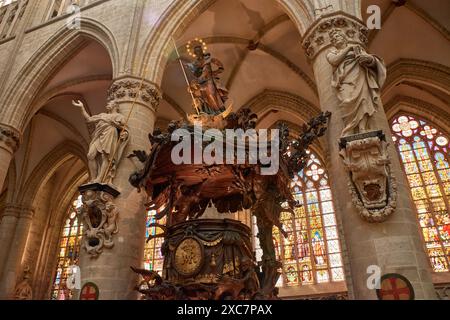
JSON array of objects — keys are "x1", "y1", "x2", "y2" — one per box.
[
  {"x1": 19, "y1": 207, "x2": 35, "y2": 220},
  {"x1": 107, "y1": 77, "x2": 162, "y2": 112},
  {"x1": 1, "y1": 204, "x2": 34, "y2": 219},
  {"x1": 0, "y1": 205, "x2": 20, "y2": 219},
  {"x1": 0, "y1": 124, "x2": 21, "y2": 154},
  {"x1": 339, "y1": 131, "x2": 397, "y2": 223},
  {"x1": 79, "y1": 183, "x2": 120, "y2": 257},
  {"x1": 301, "y1": 13, "x2": 368, "y2": 61}
]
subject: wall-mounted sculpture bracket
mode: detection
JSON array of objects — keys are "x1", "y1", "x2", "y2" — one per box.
[
  {"x1": 78, "y1": 183, "x2": 120, "y2": 257},
  {"x1": 339, "y1": 131, "x2": 397, "y2": 223}
]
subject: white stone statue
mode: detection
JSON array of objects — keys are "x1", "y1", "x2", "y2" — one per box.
[
  {"x1": 326, "y1": 29, "x2": 387, "y2": 137},
  {"x1": 73, "y1": 100, "x2": 130, "y2": 184}
]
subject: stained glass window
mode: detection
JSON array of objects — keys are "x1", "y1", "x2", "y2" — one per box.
[
  {"x1": 391, "y1": 115, "x2": 450, "y2": 272},
  {"x1": 51, "y1": 195, "x2": 83, "y2": 300},
  {"x1": 143, "y1": 208, "x2": 166, "y2": 275},
  {"x1": 253, "y1": 151, "x2": 345, "y2": 287}
]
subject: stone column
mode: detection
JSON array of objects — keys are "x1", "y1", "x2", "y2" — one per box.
[
  {"x1": 302, "y1": 13, "x2": 436, "y2": 299},
  {"x1": 0, "y1": 124, "x2": 20, "y2": 190},
  {"x1": 0, "y1": 206, "x2": 34, "y2": 299},
  {"x1": 78, "y1": 77, "x2": 161, "y2": 300},
  {"x1": 0, "y1": 205, "x2": 20, "y2": 281},
  {"x1": 0, "y1": 125, "x2": 21, "y2": 282}
]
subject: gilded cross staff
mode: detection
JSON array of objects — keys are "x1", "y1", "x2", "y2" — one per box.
[{"x1": 171, "y1": 37, "x2": 200, "y2": 115}]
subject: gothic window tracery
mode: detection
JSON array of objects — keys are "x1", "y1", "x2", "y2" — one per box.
[
  {"x1": 253, "y1": 151, "x2": 345, "y2": 287},
  {"x1": 50, "y1": 195, "x2": 83, "y2": 300},
  {"x1": 391, "y1": 114, "x2": 450, "y2": 272}
]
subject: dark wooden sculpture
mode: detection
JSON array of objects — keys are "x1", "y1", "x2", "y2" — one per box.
[
  {"x1": 129, "y1": 42, "x2": 331, "y2": 300},
  {"x1": 129, "y1": 110, "x2": 330, "y2": 300}
]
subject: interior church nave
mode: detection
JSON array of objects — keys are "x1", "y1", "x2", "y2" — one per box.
[{"x1": 0, "y1": 0, "x2": 448, "y2": 301}]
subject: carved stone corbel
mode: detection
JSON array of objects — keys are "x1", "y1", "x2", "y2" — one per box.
[
  {"x1": 339, "y1": 131, "x2": 397, "y2": 222},
  {"x1": 78, "y1": 184, "x2": 120, "y2": 257}
]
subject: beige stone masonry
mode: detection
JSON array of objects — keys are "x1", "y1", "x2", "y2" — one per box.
[
  {"x1": 78, "y1": 76, "x2": 161, "y2": 299},
  {"x1": 303, "y1": 12, "x2": 437, "y2": 299},
  {"x1": 0, "y1": 205, "x2": 34, "y2": 299}
]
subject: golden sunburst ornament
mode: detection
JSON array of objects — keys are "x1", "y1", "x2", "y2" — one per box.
[{"x1": 186, "y1": 37, "x2": 208, "y2": 58}]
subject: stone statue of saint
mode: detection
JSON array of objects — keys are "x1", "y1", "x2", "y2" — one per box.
[
  {"x1": 73, "y1": 100, "x2": 130, "y2": 184},
  {"x1": 184, "y1": 42, "x2": 230, "y2": 115},
  {"x1": 326, "y1": 29, "x2": 387, "y2": 137}
]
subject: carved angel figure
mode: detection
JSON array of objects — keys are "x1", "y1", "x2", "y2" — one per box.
[
  {"x1": 326, "y1": 29, "x2": 387, "y2": 137},
  {"x1": 73, "y1": 100, "x2": 130, "y2": 184}
]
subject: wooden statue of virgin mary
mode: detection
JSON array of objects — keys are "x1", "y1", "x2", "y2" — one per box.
[{"x1": 184, "y1": 41, "x2": 230, "y2": 115}]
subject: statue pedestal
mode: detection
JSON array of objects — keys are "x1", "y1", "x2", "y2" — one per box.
[
  {"x1": 77, "y1": 183, "x2": 121, "y2": 257},
  {"x1": 78, "y1": 183, "x2": 120, "y2": 198},
  {"x1": 339, "y1": 130, "x2": 397, "y2": 222},
  {"x1": 338, "y1": 130, "x2": 385, "y2": 149}
]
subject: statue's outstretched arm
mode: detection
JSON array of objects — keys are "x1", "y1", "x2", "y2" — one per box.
[{"x1": 72, "y1": 100, "x2": 91, "y2": 122}]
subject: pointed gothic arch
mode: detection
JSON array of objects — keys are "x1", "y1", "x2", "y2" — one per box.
[
  {"x1": 0, "y1": 17, "x2": 119, "y2": 132},
  {"x1": 17, "y1": 141, "x2": 87, "y2": 207},
  {"x1": 384, "y1": 59, "x2": 450, "y2": 99},
  {"x1": 385, "y1": 96, "x2": 450, "y2": 134},
  {"x1": 244, "y1": 89, "x2": 321, "y2": 123},
  {"x1": 15, "y1": 141, "x2": 88, "y2": 299}
]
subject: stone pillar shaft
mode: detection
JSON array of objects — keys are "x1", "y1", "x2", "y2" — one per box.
[
  {"x1": 0, "y1": 124, "x2": 21, "y2": 292},
  {"x1": 302, "y1": 13, "x2": 437, "y2": 299},
  {"x1": 0, "y1": 207, "x2": 19, "y2": 279},
  {"x1": 0, "y1": 206, "x2": 34, "y2": 299},
  {"x1": 78, "y1": 77, "x2": 161, "y2": 300},
  {"x1": 0, "y1": 124, "x2": 20, "y2": 190}
]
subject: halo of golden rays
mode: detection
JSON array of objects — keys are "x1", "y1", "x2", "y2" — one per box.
[{"x1": 186, "y1": 38, "x2": 208, "y2": 58}]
